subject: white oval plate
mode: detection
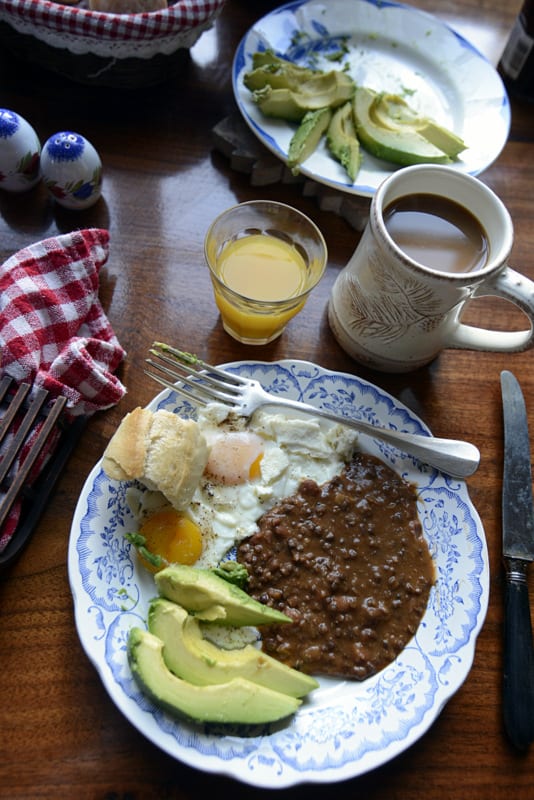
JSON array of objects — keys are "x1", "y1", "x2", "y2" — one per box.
[
  {"x1": 232, "y1": 0, "x2": 510, "y2": 197},
  {"x1": 68, "y1": 360, "x2": 489, "y2": 788}
]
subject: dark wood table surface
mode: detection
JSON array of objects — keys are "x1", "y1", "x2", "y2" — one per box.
[{"x1": 0, "y1": 0, "x2": 533, "y2": 797}]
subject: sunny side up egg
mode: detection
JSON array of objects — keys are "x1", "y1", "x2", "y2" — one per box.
[
  {"x1": 128, "y1": 403, "x2": 359, "y2": 571},
  {"x1": 187, "y1": 403, "x2": 359, "y2": 568}
]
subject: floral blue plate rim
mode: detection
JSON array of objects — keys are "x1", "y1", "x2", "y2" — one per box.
[
  {"x1": 232, "y1": 0, "x2": 510, "y2": 198},
  {"x1": 68, "y1": 359, "x2": 489, "y2": 788}
]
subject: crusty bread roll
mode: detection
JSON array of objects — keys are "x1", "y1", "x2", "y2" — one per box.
[
  {"x1": 88, "y1": 0, "x2": 167, "y2": 12},
  {"x1": 103, "y1": 407, "x2": 208, "y2": 510}
]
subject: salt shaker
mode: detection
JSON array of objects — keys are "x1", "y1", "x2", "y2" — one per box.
[
  {"x1": 0, "y1": 109, "x2": 41, "y2": 192},
  {"x1": 41, "y1": 131, "x2": 103, "y2": 210},
  {"x1": 499, "y1": 0, "x2": 534, "y2": 103}
]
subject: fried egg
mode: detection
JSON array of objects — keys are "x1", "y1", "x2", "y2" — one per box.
[
  {"x1": 127, "y1": 402, "x2": 359, "y2": 572},
  {"x1": 189, "y1": 403, "x2": 358, "y2": 568},
  {"x1": 205, "y1": 430, "x2": 264, "y2": 485},
  {"x1": 137, "y1": 508, "x2": 203, "y2": 573}
]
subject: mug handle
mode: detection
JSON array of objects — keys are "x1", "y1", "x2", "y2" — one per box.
[{"x1": 446, "y1": 266, "x2": 534, "y2": 352}]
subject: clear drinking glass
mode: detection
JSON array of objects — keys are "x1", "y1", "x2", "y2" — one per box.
[{"x1": 204, "y1": 200, "x2": 328, "y2": 345}]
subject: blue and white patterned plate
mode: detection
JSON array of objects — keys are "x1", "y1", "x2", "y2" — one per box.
[
  {"x1": 68, "y1": 360, "x2": 489, "y2": 788},
  {"x1": 232, "y1": 0, "x2": 510, "y2": 197}
]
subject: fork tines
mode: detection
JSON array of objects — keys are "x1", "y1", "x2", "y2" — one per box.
[
  {"x1": 145, "y1": 342, "x2": 243, "y2": 407},
  {"x1": 0, "y1": 376, "x2": 86, "y2": 571}
]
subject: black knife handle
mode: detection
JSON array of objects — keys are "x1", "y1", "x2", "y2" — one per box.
[{"x1": 503, "y1": 560, "x2": 534, "y2": 750}]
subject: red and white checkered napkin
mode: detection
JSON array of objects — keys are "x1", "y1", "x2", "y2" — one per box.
[{"x1": 0, "y1": 227, "x2": 127, "y2": 550}]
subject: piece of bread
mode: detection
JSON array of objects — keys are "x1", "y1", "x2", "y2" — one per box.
[
  {"x1": 88, "y1": 0, "x2": 167, "y2": 13},
  {"x1": 103, "y1": 407, "x2": 208, "y2": 510}
]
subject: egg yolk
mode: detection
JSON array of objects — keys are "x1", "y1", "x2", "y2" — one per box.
[
  {"x1": 205, "y1": 432, "x2": 264, "y2": 485},
  {"x1": 248, "y1": 451, "x2": 263, "y2": 481},
  {"x1": 138, "y1": 508, "x2": 203, "y2": 573}
]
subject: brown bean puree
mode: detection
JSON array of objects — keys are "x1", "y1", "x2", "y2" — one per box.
[{"x1": 237, "y1": 453, "x2": 435, "y2": 680}]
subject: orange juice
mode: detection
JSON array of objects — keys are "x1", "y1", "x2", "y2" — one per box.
[
  {"x1": 211, "y1": 233, "x2": 310, "y2": 343},
  {"x1": 213, "y1": 288, "x2": 306, "y2": 341},
  {"x1": 217, "y1": 234, "x2": 307, "y2": 301},
  {"x1": 205, "y1": 201, "x2": 327, "y2": 345}
]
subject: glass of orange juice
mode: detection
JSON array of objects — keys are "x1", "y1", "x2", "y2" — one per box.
[{"x1": 204, "y1": 200, "x2": 328, "y2": 344}]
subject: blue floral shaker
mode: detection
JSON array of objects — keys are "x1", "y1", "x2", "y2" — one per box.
[
  {"x1": 41, "y1": 131, "x2": 103, "y2": 210},
  {"x1": 0, "y1": 109, "x2": 41, "y2": 192}
]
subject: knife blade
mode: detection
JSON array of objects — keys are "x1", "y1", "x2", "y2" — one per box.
[{"x1": 500, "y1": 369, "x2": 534, "y2": 750}]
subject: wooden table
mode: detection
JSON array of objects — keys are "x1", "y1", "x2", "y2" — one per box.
[{"x1": 0, "y1": 0, "x2": 533, "y2": 796}]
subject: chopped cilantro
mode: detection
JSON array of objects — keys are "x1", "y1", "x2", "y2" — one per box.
[
  {"x1": 125, "y1": 531, "x2": 164, "y2": 569},
  {"x1": 211, "y1": 561, "x2": 249, "y2": 589}
]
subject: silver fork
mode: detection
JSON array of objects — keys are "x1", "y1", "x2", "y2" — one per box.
[{"x1": 144, "y1": 342, "x2": 480, "y2": 478}]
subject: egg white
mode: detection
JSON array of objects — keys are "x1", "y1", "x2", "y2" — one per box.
[
  {"x1": 189, "y1": 403, "x2": 359, "y2": 568},
  {"x1": 126, "y1": 403, "x2": 359, "y2": 569}
]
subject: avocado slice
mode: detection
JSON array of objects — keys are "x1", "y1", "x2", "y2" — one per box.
[
  {"x1": 244, "y1": 52, "x2": 317, "y2": 93},
  {"x1": 288, "y1": 106, "x2": 332, "y2": 172},
  {"x1": 253, "y1": 71, "x2": 355, "y2": 122},
  {"x1": 155, "y1": 564, "x2": 292, "y2": 627},
  {"x1": 326, "y1": 101, "x2": 362, "y2": 181},
  {"x1": 371, "y1": 93, "x2": 466, "y2": 159},
  {"x1": 148, "y1": 598, "x2": 318, "y2": 697},
  {"x1": 244, "y1": 64, "x2": 315, "y2": 92},
  {"x1": 252, "y1": 86, "x2": 311, "y2": 122},
  {"x1": 352, "y1": 87, "x2": 456, "y2": 166},
  {"x1": 370, "y1": 92, "x2": 421, "y2": 129},
  {"x1": 127, "y1": 627, "x2": 301, "y2": 725},
  {"x1": 251, "y1": 49, "x2": 315, "y2": 75},
  {"x1": 414, "y1": 120, "x2": 467, "y2": 160}
]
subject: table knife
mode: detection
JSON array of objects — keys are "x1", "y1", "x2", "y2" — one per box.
[{"x1": 500, "y1": 370, "x2": 534, "y2": 750}]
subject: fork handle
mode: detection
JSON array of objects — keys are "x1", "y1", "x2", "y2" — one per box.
[{"x1": 265, "y1": 397, "x2": 480, "y2": 478}]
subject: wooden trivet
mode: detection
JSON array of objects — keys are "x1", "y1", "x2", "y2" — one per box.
[{"x1": 212, "y1": 113, "x2": 370, "y2": 232}]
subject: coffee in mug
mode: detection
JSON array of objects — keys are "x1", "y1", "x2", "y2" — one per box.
[
  {"x1": 328, "y1": 164, "x2": 534, "y2": 372},
  {"x1": 383, "y1": 194, "x2": 489, "y2": 274}
]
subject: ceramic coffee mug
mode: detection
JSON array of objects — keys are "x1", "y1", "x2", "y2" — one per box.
[{"x1": 328, "y1": 164, "x2": 534, "y2": 372}]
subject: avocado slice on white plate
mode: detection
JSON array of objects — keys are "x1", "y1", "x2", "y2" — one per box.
[
  {"x1": 154, "y1": 564, "x2": 292, "y2": 627},
  {"x1": 127, "y1": 627, "x2": 301, "y2": 725},
  {"x1": 148, "y1": 597, "x2": 318, "y2": 698},
  {"x1": 353, "y1": 86, "x2": 466, "y2": 166}
]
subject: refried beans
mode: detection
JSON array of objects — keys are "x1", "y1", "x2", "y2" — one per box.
[{"x1": 237, "y1": 452, "x2": 435, "y2": 680}]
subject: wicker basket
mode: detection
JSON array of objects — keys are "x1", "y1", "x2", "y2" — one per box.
[{"x1": 0, "y1": 0, "x2": 226, "y2": 87}]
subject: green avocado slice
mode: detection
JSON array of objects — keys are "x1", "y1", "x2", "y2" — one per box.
[
  {"x1": 288, "y1": 106, "x2": 332, "y2": 172},
  {"x1": 415, "y1": 120, "x2": 467, "y2": 159},
  {"x1": 253, "y1": 71, "x2": 355, "y2": 122},
  {"x1": 326, "y1": 100, "x2": 362, "y2": 181},
  {"x1": 127, "y1": 627, "x2": 301, "y2": 725},
  {"x1": 251, "y1": 49, "x2": 315, "y2": 75},
  {"x1": 148, "y1": 598, "x2": 319, "y2": 698},
  {"x1": 244, "y1": 65, "x2": 314, "y2": 92},
  {"x1": 370, "y1": 93, "x2": 466, "y2": 159},
  {"x1": 352, "y1": 87, "x2": 455, "y2": 166},
  {"x1": 155, "y1": 564, "x2": 292, "y2": 627},
  {"x1": 244, "y1": 52, "x2": 317, "y2": 92}
]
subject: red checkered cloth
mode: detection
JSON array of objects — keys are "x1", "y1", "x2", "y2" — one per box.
[
  {"x1": 1, "y1": 227, "x2": 126, "y2": 415},
  {"x1": 0, "y1": 0, "x2": 225, "y2": 41},
  {"x1": 0, "y1": 227, "x2": 126, "y2": 550}
]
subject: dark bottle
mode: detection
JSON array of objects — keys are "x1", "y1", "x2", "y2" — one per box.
[{"x1": 499, "y1": 0, "x2": 534, "y2": 102}]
